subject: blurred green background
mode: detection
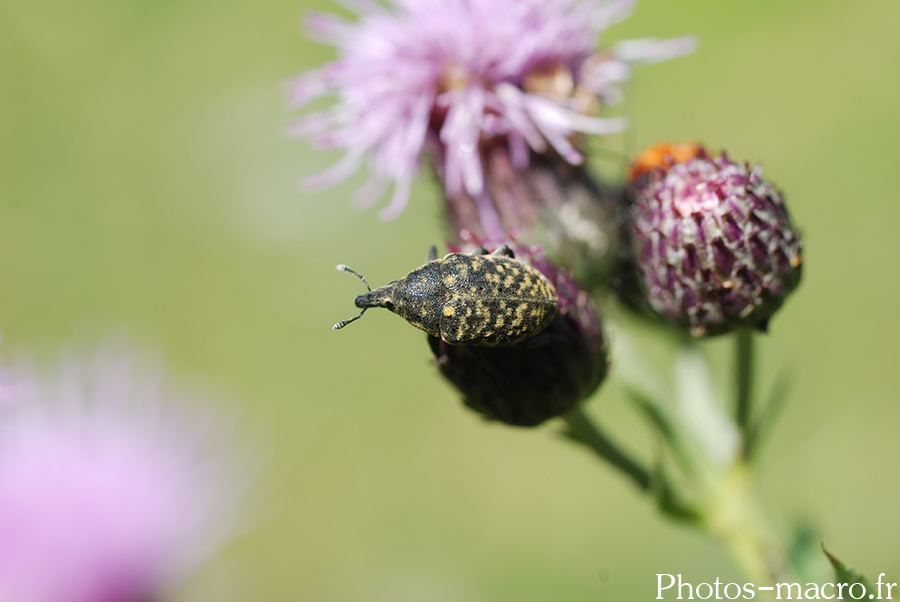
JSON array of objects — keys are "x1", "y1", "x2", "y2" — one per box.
[{"x1": 1, "y1": 0, "x2": 899, "y2": 599}]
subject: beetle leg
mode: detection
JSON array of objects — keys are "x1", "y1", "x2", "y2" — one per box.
[
  {"x1": 426, "y1": 245, "x2": 438, "y2": 262},
  {"x1": 514, "y1": 329, "x2": 555, "y2": 349},
  {"x1": 471, "y1": 246, "x2": 488, "y2": 255},
  {"x1": 492, "y1": 244, "x2": 515, "y2": 258},
  {"x1": 459, "y1": 347, "x2": 514, "y2": 385}
]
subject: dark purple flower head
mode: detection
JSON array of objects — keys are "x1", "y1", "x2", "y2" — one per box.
[
  {"x1": 429, "y1": 240, "x2": 608, "y2": 426},
  {"x1": 625, "y1": 145, "x2": 803, "y2": 336},
  {"x1": 289, "y1": 0, "x2": 696, "y2": 219}
]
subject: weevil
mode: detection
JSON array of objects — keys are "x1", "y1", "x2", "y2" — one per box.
[{"x1": 333, "y1": 245, "x2": 558, "y2": 346}]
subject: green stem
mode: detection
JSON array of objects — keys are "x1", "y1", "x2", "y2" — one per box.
[
  {"x1": 735, "y1": 329, "x2": 755, "y2": 450},
  {"x1": 561, "y1": 406, "x2": 651, "y2": 491},
  {"x1": 702, "y1": 464, "x2": 790, "y2": 593}
]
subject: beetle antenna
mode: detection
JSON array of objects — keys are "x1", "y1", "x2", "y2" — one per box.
[
  {"x1": 333, "y1": 308, "x2": 367, "y2": 330},
  {"x1": 336, "y1": 264, "x2": 371, "y2": 291},
  {"x1": 334, "y1": 264, "x2": 371, "y2": 330}
]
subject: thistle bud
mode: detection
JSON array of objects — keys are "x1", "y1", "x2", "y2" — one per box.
[
  {"x1": 623, "y1": 144, "x2": 802, "y2": 336},
  {"x1": 429, "y1": 242, "x2": 608, "y2": 427},
  {"x1": 440, "y1": 149, "x2": 628, "y2": 292}
]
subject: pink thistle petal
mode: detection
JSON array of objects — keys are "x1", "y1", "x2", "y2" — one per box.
[
  {"x1": 589, "y1": 0, "x2": 637, "y2": 29},
  {"x1": 521, "y1": 95, "x2": 586, "y2": 164},
  {"x1": 461, "y1": 144, "x2": 485, "y2": 197},
  {"x1": 288, "y1": 0, "x2": 695, "y2": 217},
  {"x1": 352, "y1": 175, "x2": 390, "y2": 210},
  {"x1": 507, "y1": 131, "x2": 531, "y2": 169},
  {"x1": 473, "y1": 188, "x2": 506, "y2": 241},
  {"x1": 304, "y1": 11, "x2": 359, "y2": 45},
  {"x1": 443, "y1": 143, "x2": 464, "y2": 200},
  {"x1": 284, "y1": 111, "x2": 335, "y2": 137},
  {"x1": 0, "y1": 345, "x2": 251, "y2": 602},
  {"x1": 378, "y1": 176, "x2": 412, "y2": 220},
  {"x1": 614, "y1": 35, "x2": 699, "y2": 64},
  {"x1": 302, "y1": 149, "x2": 365, "y2": 190},
  {"x1": 494, "y1": 84, "x2": 549, "y2": 152},
  {"x1": 401, "y1": 93, "x2": 433, "y2": 161},
  {"x1": 565, "y1": 112, "x2": 628, "y2": 136},
  {"x1": 284, "y1": 72, "x2": 328, "y2": 110}
]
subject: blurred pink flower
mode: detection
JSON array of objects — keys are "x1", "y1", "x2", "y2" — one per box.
[
  {"x1": 288, "y1": 0, "x2": 695, "y2": 219},
  {"x1": 0, "y1": 346, "x2": 250, "y2": 602}
]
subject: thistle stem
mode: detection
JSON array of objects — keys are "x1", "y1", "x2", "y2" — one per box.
[
  {"x1": 561, "y1": 406, "x2": 651, "y2": 491},
  {"x1": 702, "y1": 464, "x2": 790, "y2": 592},
  {"x1": 735, "y1": 329, "x2": 755, "y2": 449}
]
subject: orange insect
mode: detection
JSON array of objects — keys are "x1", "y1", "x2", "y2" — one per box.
[{"x1": 628, "y1": 142, "x2": 707, "y2": 182}]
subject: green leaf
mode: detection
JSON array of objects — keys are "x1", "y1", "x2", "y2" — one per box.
[
  {"x1": 626, "y1": 387, "x2": 678, "y2": 446},
  {"x1": 650, "y1": 457, "x2": 703, "y2": 524},
  {"x1": 746, "y1": 363, "x2": 795, "y2": 459},
  {"x1": 822, "y1": 544, "x2": 875, "y2": 596}
]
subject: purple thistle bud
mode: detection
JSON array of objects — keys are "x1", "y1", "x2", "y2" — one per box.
[
  {"x1": 624, "y1": 144, "x2": 803, "y2": 336},
  {"x1": 289, "y1": 0, "x2": 696, "y2": 221},
  {"x1": 0, "y1": 346, "x2": 251, "y2": 602},
  {"x1": 429, "y1": 242, "x2": 608, "y2": 427},
  {"x1": 443, "y1": 149, "x2": 627, "y2": 290}
]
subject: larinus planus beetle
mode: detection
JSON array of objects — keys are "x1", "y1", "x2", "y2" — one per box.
[{"x1": 334, "y1": 245, "x2": 558, "y2": 346}]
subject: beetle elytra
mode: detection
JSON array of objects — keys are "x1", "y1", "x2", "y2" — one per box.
[{"x1": 333, "y1": 245, "x2": 558, "y2": 346}]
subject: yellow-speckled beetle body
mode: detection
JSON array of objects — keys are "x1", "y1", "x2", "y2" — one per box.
[{"x1": 334, "y1": 246, "x2": 558, "y2": 346}]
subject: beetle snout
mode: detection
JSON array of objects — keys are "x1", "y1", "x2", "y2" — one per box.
[{"x1": 355, "y1": 289, "x2": 395, "y2": 312}]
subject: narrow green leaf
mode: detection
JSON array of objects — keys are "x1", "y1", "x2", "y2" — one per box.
[
  {"x1": 559, "y1": 407, "x2": 652, "y2": 492},
  {"x1": 626, "y1": 387, "x2": 678, "y2": 445},
  {"x1": 747, "y1": 363, "x2": 795, "y2": 459},
  {"x1": 822, "y1": 544, "x2": 875, "y2": 597},
  {"x1": 649, "y1": 455, "x2": 703, "y2": 524},
  {"x1": 627, "y1": 387, "x2": 699, "y2": 479}
]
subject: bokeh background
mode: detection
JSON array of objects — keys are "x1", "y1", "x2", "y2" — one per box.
[{"x1": 1, "y1": 0, "x2": 899, "y2": 599}]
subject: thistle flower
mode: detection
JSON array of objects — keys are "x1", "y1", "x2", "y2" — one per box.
[
  {"x1": 0, "y1": 346, "x2": 250, "y2": 602},
  {"x1": 623, "y1": 143, "x2": 803, "y2": 336},
  {"x1": 429, "y1": 241, "x2": 608, "y2": 427},
  {"x1": 288, "y1": 0, "x2": 696, "y2": 224}
]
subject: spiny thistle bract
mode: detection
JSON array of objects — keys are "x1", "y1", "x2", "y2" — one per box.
[{"x1": 624, "y1": 144, "x2": 803, "y2": 336}]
